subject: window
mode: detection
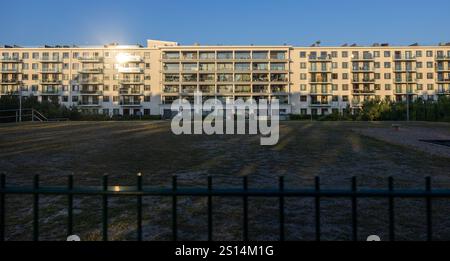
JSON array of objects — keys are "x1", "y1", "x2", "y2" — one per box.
[
  {"x1": 63, "y1": 52, "x2": 69, "y2": 59},
  {"x1": 300, "y1": 62, "x2": 307, "y2": 69},
  {"x1": 385, "y1": 84, "x2": 391, "y2": 91},
  {"x1": 384, "y1": 51, "x2": 391, "y2": 57},
  {"x1": 62, "y1": 96, "x2": 68, "y2": 102},
  {"x1": 417, "y1": 62, "x2": 423, "y2": 68},
  {"x1": 144, "y1": 85, "x2": 151, "y2": 91},
  {"x1": 300, "y1": 73, "x2": 307, "y2": 80},
  {"x1": 426, "y1": 51, "x2": 433, "y2": 57},
  {"x1": 32, "y1": 52, "x2": 39, "y2": 59},
  {"x1": 427, "y1": 62, "x2": 433, "y2": 68},
  {"x1": 72, "y1": 96, "x2": 79, "y2": 102},
  {"x1": 342, "y1": 51, "x2": 348, "y2": 58},
  {"x1": 384, "y1": 73, "x2": 391, "y2": 79},
  {"x1": 332, "y1": 84, "x2": 338, "y2": 91},
  {"x1": 417, "y1": 84, "x2": 423, "y2": 90},
  {"x1": 331, "y1": 51, "x2": 338, "y2": 58},
  {"x1": 299, "y1": 52, "x2": 306, "y2": 58},
  {"x1": 374, "y1": 51, "x2": 380, "y2": 58},
  {"x1": 103, "y1": 96, "x2": 110, "y2": 102},
  {"x1": 144, "y1": 96, "x2": 151, "y2": 102},
  {"x1": 300, "y1": 95, "x2": 307, "y2": 102},
  {"x1": 22, "y1": 53, "x2": 29, "y2": 59},
  {"x1": 416, "y1": 51, "x2": 422, "y2": 57},
  {"x1": 300, "y1": 84, "x2": 307, "y2": 91},
  {"x1": 342, "y1": 62, "x2": 348, "y2": 69},
  {"x1": 374, "y1": 62, "x2": 380, "y2": 69},
  {"x1": 427, "y1": 84, "x2": 434, "y2": 90},
  {"x1": 342, "y1": 95, "x2": 349, "y2": 102},
  {"x1": 342, "y1": 73, "x2": 348, "y2": 80},
  {"x1": 384, "y1": 62, "x2": 391, "y2": 68},
  {"x1": 427, "y1": 73, "x2": 434, "y2": 79},
  {"x1": 342, "y1": 84, "x2": 349, "y2": 91}
]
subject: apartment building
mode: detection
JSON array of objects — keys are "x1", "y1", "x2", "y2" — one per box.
[{"x1": 1, "y1": 39, "x2": 450, "y2": 116}]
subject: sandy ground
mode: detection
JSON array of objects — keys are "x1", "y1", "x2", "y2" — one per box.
[{"x1": 1, "y1": 121, "x2": 450, "y2": 241}]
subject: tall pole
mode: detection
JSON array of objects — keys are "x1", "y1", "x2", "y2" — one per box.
[
  {"x1": 406, "y1": 93, "x2": 409, "y2": 122},
  {"x1": 19, "y1": 88, "x2": 22, "y2": 122}
]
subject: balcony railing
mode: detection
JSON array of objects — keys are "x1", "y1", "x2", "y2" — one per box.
[
  {"x1": 79, "y1": 68, "x2": 103, "y2": 74},
  {"x1": 353, "y1": 89, "x2": 376, "y2": 94},
  {"x1": 41, "y1": 89, "x2": 61, "y2": 95},
  {"x1": 0, "y1": 68, "x2": 20, "y2": 73},
  {"x1": 39, "y1": 80, "x2": 62, "y2": 85},
  {"x1": 78, "y1": 57, "x2": 104, "y2": 63},
  {"x1": 120, "y1": 79, "x2": 144, "y2": 85},
  {"x1": 78, "y1": 101, "x2": 100, "y2": 106},
  {"x1": 40, "y1": 68, "x2": 62, "y2": 73},
  {"x1": 352, "y1": 79, "x2": 375, "y2": 83},
  {"x1": 79, "y1": 79, "x2": 103, "y2": 85},
  {"x1": 351, "y1": 56, "x2": 374, "y2": 61},
  {"x1": 394, "y1": 55, "x2": 416, "y2": 61},
  {"x1": 0, "y1": 57, "x2": 22, "y2": 62},
  {"x1": 436, "y1": 55, "x2": 450, "y2": 61},
  {"x1": 118, "y1": 67, "x2": 144, "y2": 73},
  {"x1": 80, "y1": 90, "x2": 103, "y2": 95},
  {"x1": 119, "y1": 89, "x2": 143, "y2": 95},
  {"x1": 39, "y1": 57, "x2": 63, "y2": 63},
  {"x1": 310, "y1": 101, "x2": 331, "y2": 107},
  {"x1": 120, "y1": 101, "x2": 142, "y2": 106},
  {"x1": 309, "y1": 56, "x2": 332, "y2": 62},
  {"x1": 0, "y1": 80, "x2": 21, "y2": 85}
]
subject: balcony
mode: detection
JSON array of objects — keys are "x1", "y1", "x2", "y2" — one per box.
[
  {"x1": 78, "y1": 101, "x2": 101, "y2": 107},
  {"x1": 0, "y1": 57, "x2": 22, "y2": 63},
  {"x1": 79, "y1": 79, "x2": 103, "y2": 85},
  {"x1": 394, "y1": 55, "x2": 416, "y2": 61},
  {"x1": 352, "y1": 89, "x2": 376, "y2": 95},
  {"x1": 80, "y1": 89, "x2": 103, "y2": 95},
  {"x1": 120, "y1": 79, "x2": 143, "y2": 85},
  {"x1": 120, "y1": 101, "x2": 142, "y2": 107},
  {"x1": 308, "y1": 56, "x2": 332, "y2": 62},
  {"x1": 352, "y1": 79, "x2": 375, "y2": 84},
  {"x1": 436, "y1": 55, "x2": 450, "y2": 61},
  {"x1": 351, "y1": 55, "x2": 374, "y2": 61},
  {"x1": 394, "y1": 67, "x2": 416, "y2": 72},
  {"x1": 40, "y1": 68, "x2": 62, "y2": 74},
  {"x1": 118, "y1": 67, "x2": 144, "y2": 73},
  {"x1": 116, "y1": 54, "x2": 143, "y2": 63},
  {"x1": 41, "y1": 89, "x2": 61, "y2": 95},
  {"x1": 39, "y1": 57, "x2": 63, "y2": 63},
  {"x1": 394, "y1": 78, "x2": 416, "y2": 83},
  {"x1": 1, "y1": 68, "x2": 20, "y2": 73},
  {"x1": 310, "y1": 101, "x2": 331, "y2": 107},
  {"x1": 79, "y1": 68, "x2": 103, "y2": 74},
  {"x1": 78, "y1": 57, "x2": 104, "y2": 63},
  {"x1": 437, "y1": 78, "x2": 450, "y2": 83},
  {"x1": 437, "y1": 89, "x2": 450, "y2": 95},
  {"x1": 119, "y1": 88, "x2": 143, "y2": 95},
  {"x1": 40, "y1": 79, "x2": 62, "y2": 85},
  {"x1": 352, "y1": 67, "x2": 374, "y2": 72},
  {"x1": 0, "y1": 79, "x2": 21, "y2": 85}
]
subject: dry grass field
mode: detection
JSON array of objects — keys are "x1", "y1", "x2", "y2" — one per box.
[{"x1": 1, "y1": 121, "x2": 450, "y2": 241}]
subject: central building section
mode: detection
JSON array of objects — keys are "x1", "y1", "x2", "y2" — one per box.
[{"x1": 159, "y1": 46, "x2": 291, "y2": 117}]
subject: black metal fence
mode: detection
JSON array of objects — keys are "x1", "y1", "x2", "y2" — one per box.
[{"x1": 0, "y1": 174, "x2": 447, "y2": 241}]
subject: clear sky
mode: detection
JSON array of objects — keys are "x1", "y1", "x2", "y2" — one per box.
[{"x1": 1, "y1": 0, "x2": 449, "y2": 47}]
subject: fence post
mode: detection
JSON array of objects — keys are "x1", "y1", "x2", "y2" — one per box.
[
  {"x1": 137, "y1": 173, "x2": 143, "y2": 242},
  {"x1": 67, "y1": 175, "x2": 74, "y2": 236},
  {"x1": 388, "y1": 177, "x2": 395, "y2": 241},
  {"x1": 33, "y1": 175, "x2": 39, "y2": 241},
  {"x1": 279, "y1": 176, "x2": 285, "y2": 242},
  {"x1": 207, "y1": 176, "x2": 213, "y2": 242},
  {"x1": 351, "y1": 177, "x2": 358, "y2": 241},
  {"x1": 315, "y1": 176, "x2": 321, "y2": 241},
  {"x1": 0, "y1": 174, "x2": 5, "y2": 241},
  {"x1": 15, "y1": 110, "x2": 18, "y2": 123},
  {"x1": 32, "y1": 110, "x2": 34, "y2": 122},
  {"x1": 426, "y1": 177, "x2": 432, "y2": 241},
  {"x1": 102, "y1": 175, "x2": 108, "y2": 241},
  {"x1": 172, "y1": 176, "x2": 177, "y2": 241},
  {"x1": 243, "y1": 176, "x2": 248, "y2": 242}
]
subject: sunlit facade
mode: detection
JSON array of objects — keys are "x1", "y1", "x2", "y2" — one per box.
[{"x1": 1, "y1": 39, "x2": 450, "y2": 116}]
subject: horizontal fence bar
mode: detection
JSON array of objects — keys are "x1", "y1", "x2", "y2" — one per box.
[{"x1": 1, "y1": 187, "x2": 449, "y2": 198}]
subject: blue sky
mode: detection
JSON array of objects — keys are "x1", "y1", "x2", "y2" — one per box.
[{"x1": 1, "y1": 0, "x2": 449, "y2": 46}]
